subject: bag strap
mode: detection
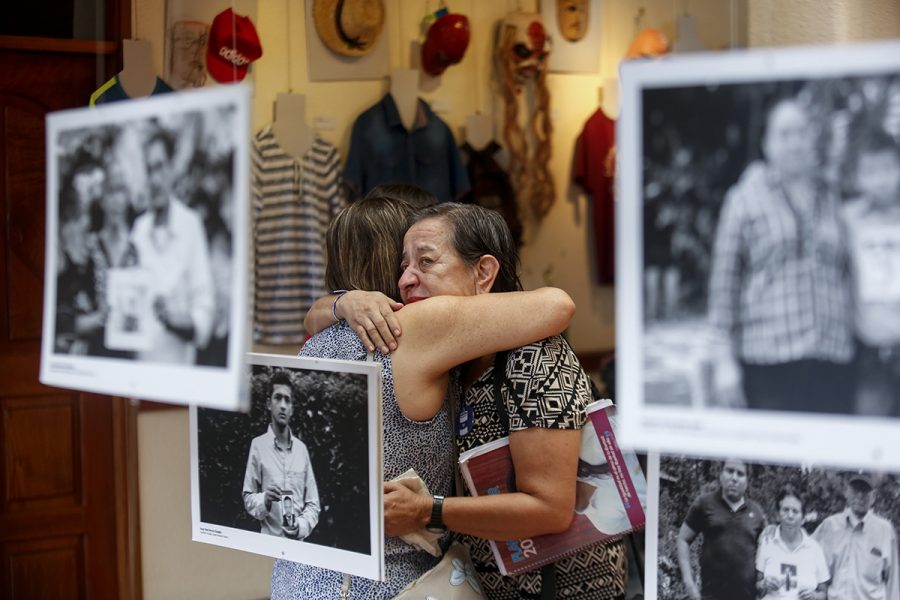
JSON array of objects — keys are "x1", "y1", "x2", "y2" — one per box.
[
  {"x1": 492, "y1": 351, "x2": 556, "y2": 599},
  {"x1": 492, "y1": 351, "x2": 510, "y2": 435}
]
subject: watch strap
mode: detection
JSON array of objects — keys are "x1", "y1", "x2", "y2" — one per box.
[{"x1": 427, "y1": 495, "x2": 446, "y2": 532}]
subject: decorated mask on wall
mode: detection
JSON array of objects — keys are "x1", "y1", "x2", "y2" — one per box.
[
  {"x1": 501, "y1": 12, "x2": 552, "y2": 83},
  {"x1": 557, "y1": 0, "x2": 589, "y2": 42}
]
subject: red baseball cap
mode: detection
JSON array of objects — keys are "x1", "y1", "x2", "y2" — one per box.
[
  {"x1": 421, "y1": 13, "x2": 470, "y2": 76},
  {"x1": 206, "y1": 8, "x2": 263, "y2": 83}
]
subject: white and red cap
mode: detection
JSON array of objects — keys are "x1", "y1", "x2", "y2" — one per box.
[{"x1": 206, "y1": 8, "x2": 263, "y2": 83}]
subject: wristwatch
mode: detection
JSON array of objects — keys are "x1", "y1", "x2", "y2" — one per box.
[{"x1": 426, "y1": 495, "x2": 446, "y2": 533}]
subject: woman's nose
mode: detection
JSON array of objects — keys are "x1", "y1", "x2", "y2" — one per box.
[{"x1": 398, "y1": 267, "x2": 417, "y2": 289}]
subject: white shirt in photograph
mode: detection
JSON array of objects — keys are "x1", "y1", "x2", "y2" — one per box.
[
  {"x1": 756, "y1": 525, "x2": 830, "y2": 599},
  {"x1": 843, "y1": 199, "x2": 900, "y2": 347},
  {"x1": 131, "y1": 198, "x2": 214, "y2": 364}
]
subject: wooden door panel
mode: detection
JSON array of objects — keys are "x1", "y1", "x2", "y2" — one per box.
[
  {"x1": 5, "y1": 101, "x2": 46, "y2": 342},
  {"x1": 2, "y1": 395, "x2": 80, "y2": 510},
  {"x1": 4, "y1": 536, "x2": 83, "y2": 600}
]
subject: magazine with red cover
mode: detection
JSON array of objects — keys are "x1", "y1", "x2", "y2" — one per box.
[{"x1": 458, "y1": 399, "x2": 647, "y2": 576}]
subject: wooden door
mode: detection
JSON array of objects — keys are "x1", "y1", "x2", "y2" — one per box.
[{"x1": 0, "y1": 43, "x2": 139, "y2": 600}]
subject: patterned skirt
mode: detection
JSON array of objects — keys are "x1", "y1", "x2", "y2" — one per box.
[{"x1": 460, "y1": 534, "x2": 627, "y2": 599}]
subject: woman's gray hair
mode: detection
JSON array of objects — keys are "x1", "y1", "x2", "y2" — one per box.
[{"x1": 410, "y1": 203, "x2": 523, "y2": 293}]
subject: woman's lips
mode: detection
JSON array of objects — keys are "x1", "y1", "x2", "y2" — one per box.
[{"x1": 406, "y1": 296, "x2": 427, "y2": 304}]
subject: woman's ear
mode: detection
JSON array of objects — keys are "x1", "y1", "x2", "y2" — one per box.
[{"x1": 474, "y1": 255, "x2": 500, "y2": 294}]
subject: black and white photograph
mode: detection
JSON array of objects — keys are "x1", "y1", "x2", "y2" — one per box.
[
  {"x1": 616, "y1": 40, "x2": 900, "y2": 468},
  {"x1": 190, "y1": 353, "x2": 384, "y2": 581},
  {"x1": 644, "y1": 453, "x2": 900, "y2": 600},
  {"x1": 40, "y1": 85, "x2": 249, "y2": 409}
]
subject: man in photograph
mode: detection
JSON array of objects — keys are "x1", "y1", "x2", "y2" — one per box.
[
  {"x1": 707, "y1": 95, "x2": 854, "y2": 413},
  {"x1": 130, "y1": 128, "x2": 214, "y2": 364},
  {"x1": 813, "y1": 474, "x2": 899, "y2": 600},
  {"x1": 242, "y1": 371, "x2": 320, "y2": 540},
  {"x1": 677, "y1": 459, "x2": 765, "y2": 600}
]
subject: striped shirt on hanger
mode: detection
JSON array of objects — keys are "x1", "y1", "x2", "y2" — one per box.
[{"x1": 252, "y1": 128, "x2": 345, "y2": 344}]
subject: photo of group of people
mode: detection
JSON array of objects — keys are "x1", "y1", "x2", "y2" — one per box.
[
  {"x1": 640, "y1": 72, "x2": 900, "y2": 416},
  {"x1": 618, "y1": 42, "x2": 900, "y2": 468},
  {"x1": 647, "y1": 454, "x2": 899, "y2": 600},
  {"x1": 190, "y1": 353, "x2": 383, "y2": 581},
  {"x1": 40, "y1": 86, "x2": 248, "y2": 408}
]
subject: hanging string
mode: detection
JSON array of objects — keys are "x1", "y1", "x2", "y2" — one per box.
[{"x1": 286, "y1": 0, "x2": 294, "y2": 91}]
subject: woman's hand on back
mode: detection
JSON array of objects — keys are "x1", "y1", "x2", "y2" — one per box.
[{"x1": 335, "y1": 290, "x2": 404, "y2": 354}]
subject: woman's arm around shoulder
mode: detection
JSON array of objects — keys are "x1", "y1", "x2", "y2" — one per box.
[
  {"x1": 303, "y1": 290, "x2": 403, "y2": 353},
  {"x1": 393, "y1": 287, "x2": 575, "y2": 379}
]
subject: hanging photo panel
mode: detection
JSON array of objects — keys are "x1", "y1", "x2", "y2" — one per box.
[
  {"x1": 41, "y1": 84, "x2": 250, "y2": 409},
  {"x1": 191, "y1": 353, "x2": 384, "y2": 581},
  {"x1": 644, "y1": 452, "x2": 900, "y2": 600},
  {"x1": 617, "y1": 40, "x2": 900, "y2": 469}
]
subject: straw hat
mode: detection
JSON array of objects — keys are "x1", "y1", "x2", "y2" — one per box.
[{"x1": 313, "y1": 0, "x2": 385, "y2": 58}]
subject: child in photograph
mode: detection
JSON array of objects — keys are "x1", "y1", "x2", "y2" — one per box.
[{"x1": 842, "y1": 129, "x2": 900, "y2": 416}]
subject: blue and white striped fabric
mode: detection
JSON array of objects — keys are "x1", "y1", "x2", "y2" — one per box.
[{"x1": 252, "y1": 127, "x2": 345, "y2": 344}]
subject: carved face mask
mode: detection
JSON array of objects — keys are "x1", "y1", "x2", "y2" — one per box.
[
  {"x1": 502, "y1": 12, "x2": 552, "y2": 81},
  {"x1": 557, "y1": 0, "x2": 588, "y2": 42}
]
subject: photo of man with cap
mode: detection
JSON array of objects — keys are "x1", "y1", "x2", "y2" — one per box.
[
  {"x1": 676, "y1": 459, "x2": 766, "y2": 600},
  {"x1": 813, "y1": 473, "x2": 900, "y2": 600}
]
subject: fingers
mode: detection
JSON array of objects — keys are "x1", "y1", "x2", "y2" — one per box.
[{"x1": 355, "y1": 316, "x2": 399, "y2": 354}]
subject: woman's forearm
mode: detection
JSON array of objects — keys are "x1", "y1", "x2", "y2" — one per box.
[
  {"x1": 442, "y1": 492, "x2": 574, "y2": 540},
  {"x1": 303, "y1": 294, "x2": 338, "y2": 335}
]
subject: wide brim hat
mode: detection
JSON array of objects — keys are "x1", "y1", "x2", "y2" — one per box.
[{"x1": 313, "y1": 0, "x2": 385, "y2": 58}]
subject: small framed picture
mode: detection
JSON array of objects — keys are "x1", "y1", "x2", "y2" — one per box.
[{"x1": 190, "y1": 353, "x2": 384, "y2": 581}]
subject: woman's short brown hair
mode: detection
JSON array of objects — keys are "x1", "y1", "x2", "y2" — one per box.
[{"x1": 324, "y1": 195, "x2": 416, "y2": 301}]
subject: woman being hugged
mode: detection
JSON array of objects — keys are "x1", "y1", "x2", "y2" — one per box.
[{"x1": 271, "y1": 194, "x2": 575, "y2": 599}]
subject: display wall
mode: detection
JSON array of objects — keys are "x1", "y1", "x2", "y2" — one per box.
[{"x1": 127, "y1": 1, "x2": 898, "y2": 598}]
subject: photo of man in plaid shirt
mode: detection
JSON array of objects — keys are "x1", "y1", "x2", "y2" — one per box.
[{"x1": 707, "y1": 96, "x2": 855, "y2": 413}]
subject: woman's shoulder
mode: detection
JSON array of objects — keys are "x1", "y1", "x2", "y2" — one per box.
[
  {"x1": 300, "y1": 322, "x2": 368, "y2": 360},
  {"x1": 506, "y1": 335, "x2": 581, "y2": 366}
]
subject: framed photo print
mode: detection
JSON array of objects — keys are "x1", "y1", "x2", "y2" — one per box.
[
  {"x1": 645, "y1": 452, "x2": 900, "y2": 600},
  {"x1": 40, "y1": 84, "x2": 250, "y2": 409},
  {"x1": 190, "y1": 353, "x2": 384, "y2": 581},
  {"x1": 616, "y1": 40, "x2": 900, "y2": 469}
]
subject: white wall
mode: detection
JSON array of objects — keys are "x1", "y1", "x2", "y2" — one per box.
[
  {"x1": 748, "y1": 0, "x2": 900, "y2": 47},
  {"x1": 138, "y1": 409, "x2": 273, "y2": 600}
]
